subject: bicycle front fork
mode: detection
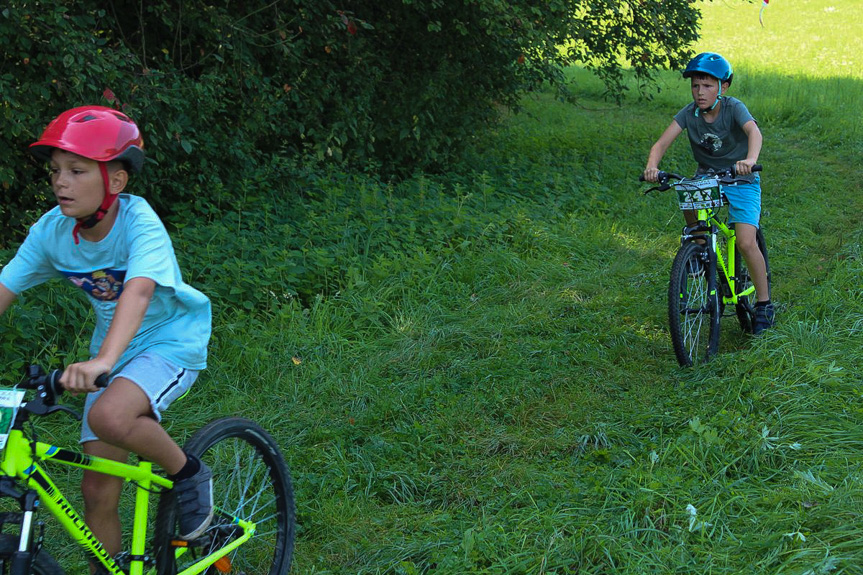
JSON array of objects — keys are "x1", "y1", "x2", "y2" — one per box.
[
  {"x1": 0, "y1": 478, "x2": 42, "y2": 575},
  {"x1": 679, "y1": 220, "x2": 713, "y2": 248}
]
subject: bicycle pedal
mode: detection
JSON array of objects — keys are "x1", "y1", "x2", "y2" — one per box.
[{"x1": 170, "y1": 534, "x2": 211, "y2": 548}]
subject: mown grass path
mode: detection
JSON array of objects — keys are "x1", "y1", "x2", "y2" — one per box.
[{"x1": 277, "y1": 3, "x2": 863, "y2": 572}]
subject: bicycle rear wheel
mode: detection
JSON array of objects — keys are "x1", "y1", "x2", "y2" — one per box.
[
  {"x1": 734, "y1": 227, "x2": 770, "y2": 333},
  {"x1": 668, "y1": 241, "x2": 720, "y2": 367},
  {"x1": 154, "y1": 417, "x2": 295, "y2": 575}
]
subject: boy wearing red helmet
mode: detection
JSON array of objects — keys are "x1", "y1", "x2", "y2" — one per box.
[
  {"x1": 643, "y1": 52, "x2": 774, "y2": 334},
  {"x1": 0, "y1": 106, "x2": 213, "y2": 563}
]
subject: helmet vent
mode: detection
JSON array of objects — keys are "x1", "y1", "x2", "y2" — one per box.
[{"x1": 75, "y1": 115, "x2": 100, "y2": 123}]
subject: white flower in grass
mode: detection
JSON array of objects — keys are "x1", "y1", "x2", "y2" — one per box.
[{"x1": 685, "y1": 504, "x2": 712, "y2": 532}]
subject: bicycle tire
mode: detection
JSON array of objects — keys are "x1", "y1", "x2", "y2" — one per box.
[
  {"x1": 153, "y1": 417, "x2": 295, "y2": 575},
  {"x1": 668, "y1": 241, "x2": 720, "y2": 366},
  {"x1": 0, "y1": 535, "x2": 64, "y2": 574},
  {"x1": 734, "y1": 227, "x2": 770, "y2": 333}
]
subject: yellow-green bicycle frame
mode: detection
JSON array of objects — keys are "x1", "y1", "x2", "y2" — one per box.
[
  {"x1": 675, "y1": 175, "x2": 757, "y2": 309},
  {"x1": 692, "y1": 203, "x2": 757, "y2": 309},
  {"x1": 0, "y1": 428, "x2": 254, "y2": 574}
]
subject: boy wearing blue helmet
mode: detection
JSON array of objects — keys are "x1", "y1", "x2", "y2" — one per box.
[{"x1": 643, "y1": 52, "x2": 774, "y2": 334}]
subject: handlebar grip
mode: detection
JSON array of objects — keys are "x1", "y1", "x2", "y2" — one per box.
[
  {"x1": 46, "y1": 370, "x2": 110, "y2": 396},
  {"x1": 47, "y1": 370, "x2": 63, "y2": 396},
  {"x1": 752, "y1": 164, "x2": 762, "y2": 172}
]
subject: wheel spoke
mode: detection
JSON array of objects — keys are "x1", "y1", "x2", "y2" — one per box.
[
  {"x1": 669, "y1": 242, "x2": 720, "y2": 366},
  {"x1": 154, "y1": 418, "x2": 295, "y2": 575}
]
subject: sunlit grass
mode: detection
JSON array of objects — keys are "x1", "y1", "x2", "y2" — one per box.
[{"x1": 696, "y1": 0, "x2": 863, "y2": 80}]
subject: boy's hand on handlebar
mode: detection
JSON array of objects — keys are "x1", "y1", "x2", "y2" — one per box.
[
  {"x1": 642, "y1": 167, "x2": 661, "y2": 183},
  {"x1": 60, "y1": 359, "x2": 112, "y2": 395},
  {"x1": 735, "y1": 159, "x2": 758, "y2": 176}
]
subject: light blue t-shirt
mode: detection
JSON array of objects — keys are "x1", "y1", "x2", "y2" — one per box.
[{"x1": 0, "y1": 194, "x2": 211, "y2": 372}]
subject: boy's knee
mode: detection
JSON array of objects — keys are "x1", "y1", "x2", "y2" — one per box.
[
  {"x1": 737, "y1": 237, "x2": 758, "y2": 254},
  {"x1": 87, "y1": 403, "x2": 129, "y2": 444}
]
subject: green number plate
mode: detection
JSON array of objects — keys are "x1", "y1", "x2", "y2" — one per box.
[
  {"x1": 675, "y1": 178, "x2": 723, "y2": 210},
  {"x1": 0, "y1": 389, "x2": 25, "y2": 450}
]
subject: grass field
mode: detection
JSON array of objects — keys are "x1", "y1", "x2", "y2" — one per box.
[
  {"x1": 6, "y1": 0, "x2": 863, "y2": 573},
  {"x1": 283, "y1": 1, "x2": 863, "y2": 572}
]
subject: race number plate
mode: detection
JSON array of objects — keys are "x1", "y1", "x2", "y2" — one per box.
[
  {"x1": 0, "y1": 389, "x2": 25, "y2": 450},
  {"x1": 675, "y1": 178, "x2": 723, "y2": 210}
]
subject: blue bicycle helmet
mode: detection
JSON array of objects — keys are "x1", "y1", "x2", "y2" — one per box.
[
  {"x1": 683, "y1": 52, "x2": 733, "y2": 86},
  {"x1": 683, "y1": 53, "x2": 733, "y2": 116}
]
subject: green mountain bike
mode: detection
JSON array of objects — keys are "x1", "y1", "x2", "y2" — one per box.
[
  {"x1": 0, "y1": 366, "x2": 295, "y2": 574},
  {"x1": 642, "y1": 166, "x2": 770, "y2": 367}
]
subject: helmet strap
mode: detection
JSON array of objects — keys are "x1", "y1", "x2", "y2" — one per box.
[{"x1": 71, "y1": 162, "x2": 119, "y2": 245}]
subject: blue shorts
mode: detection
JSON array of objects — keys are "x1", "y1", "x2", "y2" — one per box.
[
  {"x1": 723, "y1": 174, "x2": 761, "y2": 228},
  {"x1": 80, "y1": 352, "x2": 199, "y2": 443}
]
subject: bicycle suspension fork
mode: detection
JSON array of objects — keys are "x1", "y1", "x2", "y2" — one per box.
[
  {"x1": 681, "y1": 217, "x2": 721, "y2": 308},
  {"x1": 0, "y1": 477, "x2": 41, "y2": 575}
]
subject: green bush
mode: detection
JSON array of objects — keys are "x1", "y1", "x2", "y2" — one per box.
[{"x1": 1, "y1": 0, "x2": 707, "y2": 245}]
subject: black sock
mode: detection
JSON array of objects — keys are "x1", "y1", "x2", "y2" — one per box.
[
  {"x1": 169, "y1": 453, "x2": 201, "y2": 481},
  {"x1": 755, "y1": 299, "x2": 772, "y2": 307}
]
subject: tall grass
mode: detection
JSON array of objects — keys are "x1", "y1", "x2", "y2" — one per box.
[
  {"x1": 5, "y1": 0, "x2": 862, "y2": 573},
  {"x1": 282, "y1": 2, "x2": 863, "y2": 571}
]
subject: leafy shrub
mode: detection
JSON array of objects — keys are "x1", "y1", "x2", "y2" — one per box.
[{"x1": 0, "y1": 0, "x2": 709, "y2": 245}]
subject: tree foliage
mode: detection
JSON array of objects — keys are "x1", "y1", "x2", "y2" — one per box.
[{"x1": 1, "y1": 0, "x2": 706, "y2": 241}]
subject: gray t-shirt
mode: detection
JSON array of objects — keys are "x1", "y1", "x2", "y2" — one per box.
[{"x1": 674, "y1": 96, "x2": 756, "y2": 179}]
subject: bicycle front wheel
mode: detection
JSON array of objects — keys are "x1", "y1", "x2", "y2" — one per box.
[
  {"x1": 0, "y1": 535, "x2": 64, "y2": 574},
  {"x1": 734, "y1": 227, "x2": 770, "y2": 333},
  {"x1": 668, "y1": 241, "x2": 720, "y2": 367},
  {"x1": 154, "y1": 417, "x2": 296, "y2": 575}
]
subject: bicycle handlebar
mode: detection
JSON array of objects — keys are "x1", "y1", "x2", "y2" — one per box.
[
  {"x1": 12, "y1": 367, "x2": 109, "y2": 421},
  {"x1": 20, "y1": 366, "x2": 109, "y2": 400},
  {"x1": 639, "y1": 164, "x2": 762, "y2": 193}
]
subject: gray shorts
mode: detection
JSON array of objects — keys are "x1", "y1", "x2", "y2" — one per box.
[{"x1": 80, "y1": 352, "x2": 199, "y2": 444}]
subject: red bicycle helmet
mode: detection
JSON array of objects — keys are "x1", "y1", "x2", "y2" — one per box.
[
  {"x1": 30, "y1": 106, "x2": 145, "y2": 243},
  {"x1": 30, "y1": 105, "x2": 145, "y2": 171}
]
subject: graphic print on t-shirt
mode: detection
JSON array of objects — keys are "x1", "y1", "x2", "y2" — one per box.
[
  {"x1": 698, "y1": 132, "x2": 723, "y2": 155},
  {"x1": 62, "y1": 269, "x2": 126, "y2": 301}
]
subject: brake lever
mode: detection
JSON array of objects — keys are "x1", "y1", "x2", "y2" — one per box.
[
  {"x1": 22, "y1": 384, "x2": 83, "y2": 420},
  {"x1": 643, "y1": 174, "x2": 674, "y2": 194},
  {"x1": 45, "y1": 404, "x2": 83, "y2": 421},
  {"x1": 25, "y1": 400, "x2": 82, "y2": 421},
  {"x1": 640, "y1": 170, "x2": 681, "y2": 194}
]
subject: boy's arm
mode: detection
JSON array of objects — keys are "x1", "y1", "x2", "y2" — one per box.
[
  {"x1": 61, "y1": 276, "x2": 156, "y2": 392},
  {"x1": 736, "y1": 120, "x2": 763, "y2": 176},
  {"x1": 644, "y1": 121, "x2": 683, "y2": 182},
  {"x1": 0, "y1": 283, "x2": 16, "y2": 317}
]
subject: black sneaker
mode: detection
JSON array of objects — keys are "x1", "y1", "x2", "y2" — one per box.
[
  {"x1": 174, "y1": 460, "x2": 214, "y2": 540},
  {"x1": 752, "y1": 303, "x2": 775, "y2": 335}
]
